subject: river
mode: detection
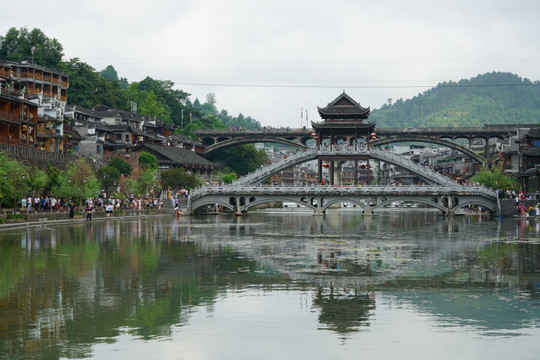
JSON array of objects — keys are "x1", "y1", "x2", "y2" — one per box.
[{"x1": 0, "y1": 209, "x2": 539, "y2": 359}]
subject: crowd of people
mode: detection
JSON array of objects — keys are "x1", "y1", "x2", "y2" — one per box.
[
  {"x1": 19, "y1": 194, "x2": 167, "y2": 220},
  {"x1": 507, "y1": 189, "x2": 540, "y2": 218}
]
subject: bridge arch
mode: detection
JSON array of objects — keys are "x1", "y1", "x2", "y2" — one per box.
[
  {"x1": 237, "y1": 148, "x2": 454, "y2": 186},
  {"x1": 320, "y1": 198, "x2": 367, "y2": 213},
  {"x1": 243, "y1": 197, "x2": 316, "y2": 212},
  {"x1": 371, "y1": 136, "x2": 485, "y2": 164},
  {"x1": 371, "y1": 197, "x2": 447, "y2": 213},
  {"x1": 205, "y1": 136, "x2": 307, "y2": 156},
  {"x1": 190, "y1": 199, "x2": 235, "y2": 213},
  {"x1": 453, "y1": 199, "x2": 497, "y2": 213}
]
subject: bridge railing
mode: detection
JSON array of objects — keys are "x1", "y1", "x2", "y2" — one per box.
[
  {"x1": 234, "y1": 145, "x2": 456, "y2": 186},
  {"x1": 195, "y1": 128, "x2": 313, "y2": 135},
  {"x1": 190, "y1": 184, "x2": 497, "y2": 201},
  {"x1": 370, "y1": 148, "x2": 457, "y2": 185}
]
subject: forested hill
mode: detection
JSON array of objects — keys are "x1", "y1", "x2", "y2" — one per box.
[{"x1": 370, "y1": 72, "x2": 540, "y2": 128}]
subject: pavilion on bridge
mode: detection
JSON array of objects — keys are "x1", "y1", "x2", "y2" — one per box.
[{"x1": 312, "y1": 92, "x2": 376, "y2": 185}]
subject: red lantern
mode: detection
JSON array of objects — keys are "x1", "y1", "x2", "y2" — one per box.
[
  {"x1": 311, "y1": 133, "x2": 316, "y2": 137},
  {"x1": 322, "y1": 163, "x2": 329, "y2": 168},
  {"x1": 371, "y1": 132, "x2": 376, "y2": 140},
  {"x1": 360, "y1": 164, "x2": 366, "y2": 169}
]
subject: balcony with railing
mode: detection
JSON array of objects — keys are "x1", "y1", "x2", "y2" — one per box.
[
  {"x1": 0, "y1": 111, "x2": 21, "y2": 123},
  {"x1": 36, "y1": 127, "x2": 55, "y2": 137}
]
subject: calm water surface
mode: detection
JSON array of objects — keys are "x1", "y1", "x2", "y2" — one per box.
[{"x1": 0, "y1": 209, "x2": 539, "y2": 359}]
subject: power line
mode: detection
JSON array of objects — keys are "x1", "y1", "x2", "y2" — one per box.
[{"x1": 171, "y1": 81, "x2": 539, "y2": 89}]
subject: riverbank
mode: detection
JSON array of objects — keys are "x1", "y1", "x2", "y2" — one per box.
[{"x1": 0, "y1": 208, "x2": 175, "y2": 230}]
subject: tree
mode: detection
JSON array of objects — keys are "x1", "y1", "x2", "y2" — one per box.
[
  {"x1": 109, "y1": 157, "x2": 133, "y2": 176},
  {"x1": 127, "y1": 168, "x2": 159, "y2": 196},
  {"x1": 222, "y1": 172, "x2": 237, "y2": 184},
  {"x1": 61, "y1": 58, "x2": 128, "y2": 110},
  {"x1": 27, "y1": 168, "x2": 48, "y2": 196},
  {"x1": 160, "y1": 168, "x2": 200, "y2": 190},
  {"x1": 127, "y1": 77, "x2": 189, "y2": 125},
  {"x1": 52, "y1": 159, "x2": 100, "y2": 205},
  {"x1": 0, "y1": 27, "x2": 64, "y2": 69},
  {"x1": 100, "y1": 65, "x2": 119, "y2": 82},
  {"x1": 0, "y1": 152, "x2": 28, "y2": 209},
  {"x1": 97, "y1": 165, "x2": 121, "y2": 191},
  {"x1": 468, "y1": 166, "x2": 518, "y2": 191},
  {"x1": 44, "y1": 165, "x2": 60, "y2": 195},
  {"x1": 139, "y1": 91, "x2": 169, "y2": 122},
  {"x1": 210, "y1": 145, "x2": 268, "y2": 176},
  {"x1": 138, "y1": 151, "x2": 158, "y2": 170}
]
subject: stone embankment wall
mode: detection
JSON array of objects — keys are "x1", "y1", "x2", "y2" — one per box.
[
  {"x1": 500, "y1": 199, "x2": 536, "y2": 217},
  {"x1": 0, "y1": 208, "x2": 174, "y2": 226}
]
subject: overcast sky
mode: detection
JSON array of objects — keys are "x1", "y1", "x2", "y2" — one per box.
[{"x1": 3, "y1": 0, "x2": 540, "y2": 127}]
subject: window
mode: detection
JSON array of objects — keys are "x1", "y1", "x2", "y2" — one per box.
[{"x1": 534, "y1": 140, "x2": 540, "y2": 147}]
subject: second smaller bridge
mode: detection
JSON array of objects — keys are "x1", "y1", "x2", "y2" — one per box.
[{"x1": 188, "y1": 184, "x2": 499, "y2": 216}]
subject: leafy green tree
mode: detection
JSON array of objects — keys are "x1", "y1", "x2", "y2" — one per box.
[
  {"x1": 53, "y1": 159, "x2": 100, "y2": 205},
  {"x1": 222, "y1": 172, "x2": 237, "y2": 184},
  {"x1": 139, "y1": 91, "x2": 170, "y2": 122},
  {"x1": 27, "y1": 168, "x2": 48, "y2": 196},
  {"x1": 96, "y1": 165, "x2": 121, "y2": 191},
  {"x1": 100, "y1": 65, "x2": 119, "y2": 82},
  {"x1": 118, "y1": 77, "x2": 129, "y2": 89},
  {"x1": 127, "y1": 77, "x2": 189, "y2": 126},
  {"x1": 468, "y1": 166, "x2": 518, "y2": 190},
  {"x1": 127, "y1": 168, "x2": 159, "y2": 196},
  {"x1": 0, "y1": 27, "x2": 63, "y2": 69},
  {"x1": 0, "y1": 152, "x2": 28, "y2": 209},
  {"x1": 160, "y1": 168, "x2": 200, "y2": 190},
  {"x1": 139, "y1": 151, "x2": 158, "y2": 170},
  {"x1": 61, "y1": 58, "x2": 128, "y2": 110},
  {"x1": 210, "y1": 145, "x2": 268, "y2": 176},
  {"x1": 109, "y1": 157, "x2": 133, "y2": 176}
]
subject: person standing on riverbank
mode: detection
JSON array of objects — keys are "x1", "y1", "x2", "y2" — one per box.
[
  {"x1": 86, "y1": 203, "x2": 93, "y2": 221},
  {"x1": 69, "y1": 201, "x2": 76, "y2": 219}
]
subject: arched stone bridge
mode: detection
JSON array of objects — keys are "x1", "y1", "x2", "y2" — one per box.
[
  {"x1": 370, "y1": 135, "x2": 484, "y2": 164},
  {"x1": 235, "y1": 146, "x2": 457, "y2": 186},
  {"x1": 195, "y1": 125, "x2": 522, "y2": 164},
  {"x1": 198, "y1": 128, "x2": 312, "y2": 155},
  {"x1": 187, "y1": 184, "x2": 500, "y2": 216}
]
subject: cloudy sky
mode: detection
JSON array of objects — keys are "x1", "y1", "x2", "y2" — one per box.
[{"x1": 3, "y1": 0, "x2": 540, "y2": 127}]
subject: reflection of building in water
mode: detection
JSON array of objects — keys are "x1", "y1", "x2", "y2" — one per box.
[{"x1": 312, "y1": 284, "x2": 375, "y2": 337}]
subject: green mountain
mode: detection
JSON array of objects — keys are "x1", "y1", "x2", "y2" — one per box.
[{"x1": 370, "y1": 72, "x2": 540, "y2": 128}]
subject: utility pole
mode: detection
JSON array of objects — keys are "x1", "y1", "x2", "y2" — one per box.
[{"x1": 181, "y1": 109, "x2": 184, "y2": 130}]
